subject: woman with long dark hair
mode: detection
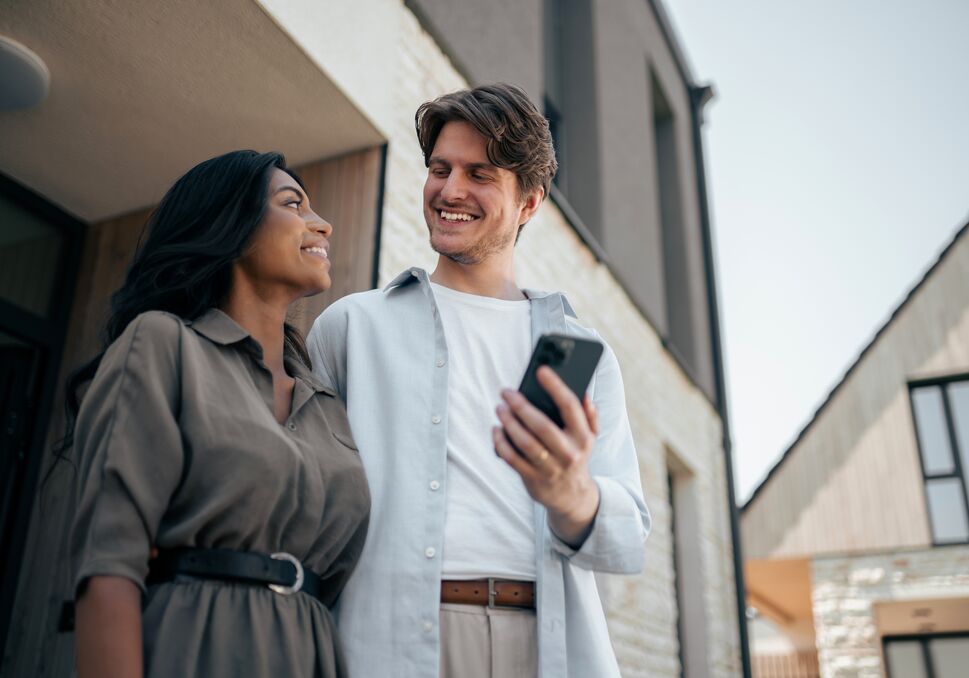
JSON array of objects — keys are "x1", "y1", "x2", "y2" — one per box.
[{"x1": 67, "y1": 150, "x2": 369, "y2": 677}]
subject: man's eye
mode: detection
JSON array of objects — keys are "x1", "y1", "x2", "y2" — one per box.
[{"x1": 432, "y1": 169, "x2": 449, "y2": 177}]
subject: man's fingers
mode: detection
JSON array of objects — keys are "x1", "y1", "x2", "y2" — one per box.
[
  {"x1": 500, "y1": 391, "x2": 572, "y2": 463},
  {"x1": 493, "y1": 427, "x2": 539, "y2": 481},
  {"x1": 496, "y1": 403, "x2": 558, "y2": 469},
  {"x1": 536, "y1": 366, "x2": 589, "y2": 436},
  {"x1": 584, "y1": 395, "x2": 599, "y2": 437}
]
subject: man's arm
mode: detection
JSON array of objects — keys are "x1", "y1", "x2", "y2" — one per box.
[{"x1": 494, "y1": 338, "x2": 649, "y2": 573}]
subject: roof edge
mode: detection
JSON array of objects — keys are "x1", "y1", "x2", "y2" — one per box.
[{"x1": 742, "y1": 216, "x2": 969, "y2": 513}]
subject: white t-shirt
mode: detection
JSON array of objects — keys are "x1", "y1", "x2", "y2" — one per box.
[{"x1": 430, "y1": 282, "x2": 537, "y2": 580}]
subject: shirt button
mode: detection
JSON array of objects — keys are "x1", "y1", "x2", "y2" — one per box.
[
  {"x1": 425, "y1": 547, "x2": 436, "y2": 558},
  {"x1": 423, "y1": 621, "x2": 433, "y2": 633},
  {"x1": 436, "y1": 359, "x2": 446, "y2": 368},
  {"x1": 287, "y1": 422, "x2": 297, "y2": 431},
  {"x1": 431, "y1": 415, "x2": 442, "y2": 425},
  {"x1": 429, "y1": 480, "x2": 440, "y2": 491}
]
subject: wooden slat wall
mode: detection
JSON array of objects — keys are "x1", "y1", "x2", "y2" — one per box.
[
  {"x1": 287, "y1": 147, "x2": 383, "y2": 337},
  {"x1": 752, "y1": 651, "x2": 820, "y2": 678},
  {"x1": 0, "y1": 146, "x2": 383, "y2": 677}
]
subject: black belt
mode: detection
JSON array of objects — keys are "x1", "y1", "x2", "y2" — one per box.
[{"x1": 148, "y1": 547, "x2": 325, "y2": 603}]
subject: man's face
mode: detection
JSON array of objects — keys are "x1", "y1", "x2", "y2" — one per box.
[{"x1": 423, "y1": 121, "x2": 540, "y2": 265}]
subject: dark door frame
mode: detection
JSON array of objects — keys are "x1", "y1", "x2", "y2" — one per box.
[{"x1": 0, "y1": 172, "x2": 84, "y2": 656}]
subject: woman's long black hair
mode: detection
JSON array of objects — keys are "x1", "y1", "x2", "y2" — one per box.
[{"x1": 59, "y1": 150, "x2": 311, "y2": 454}]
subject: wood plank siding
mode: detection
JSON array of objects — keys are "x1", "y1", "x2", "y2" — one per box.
[
  {"x1": 0, "y1": 146, "x2": 384, "y2": 677},
  {"x1": 742, "y1": 228, "x2": 969, "y2": 560}
]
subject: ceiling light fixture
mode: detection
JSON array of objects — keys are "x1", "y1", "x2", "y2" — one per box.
[{"x1": 0, "y1": 35, "x2": 50, "y2": 110}]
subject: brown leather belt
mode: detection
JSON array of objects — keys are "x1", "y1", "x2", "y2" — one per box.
[{"x1": 441, "y1": 578, "x2": 535, "y2": 610}]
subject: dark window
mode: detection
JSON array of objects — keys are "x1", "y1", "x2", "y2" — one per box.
[
  {"x1": 910, "y1": 375, "x2": 969, "y2": 544},
  {"x1": 884, "y1": 633, "x2": 969, "y2": 678}
]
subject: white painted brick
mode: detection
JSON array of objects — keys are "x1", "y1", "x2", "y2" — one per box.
[{"x1": 812, "y1": 546, "x2": 969, "y2": 678}]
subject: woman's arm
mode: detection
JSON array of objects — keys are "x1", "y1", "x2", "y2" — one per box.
[{"x1": 75, "y1": 576, "x2": 143, "y2": 678}]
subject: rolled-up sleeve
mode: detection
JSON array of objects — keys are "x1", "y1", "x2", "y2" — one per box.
[
  {"x1": 549, "y1": 335, "x2": 650, "y2": 573},
  {"x1": 70, "y1": 312, "x2": 184, "y2": 595}
]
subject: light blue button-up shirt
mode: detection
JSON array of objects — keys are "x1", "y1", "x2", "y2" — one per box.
[{"x1": 307, "y1": 268, "x2": 650, "y2": 678}]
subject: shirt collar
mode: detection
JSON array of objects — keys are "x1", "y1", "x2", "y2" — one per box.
[
  {"x1": 384, "y1": 267, "x2": 576, "y2": 318},
  {"x1": 187, "y1": 308, "x2": 251, "y2": 345},
  {"x1": 188, "y1": 308, "x2": 335, "y2": 396}
]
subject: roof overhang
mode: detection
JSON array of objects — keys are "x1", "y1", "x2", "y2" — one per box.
[{"x1": 0, "y1": 0, "x2": 383, "y2": 222}]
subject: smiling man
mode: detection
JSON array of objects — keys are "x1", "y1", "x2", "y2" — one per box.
[{"x1": 307, "y1": 84, "x2": 650, "y2": 678}]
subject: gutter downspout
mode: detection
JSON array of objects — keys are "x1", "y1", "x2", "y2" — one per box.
[{"x1": 689, "y1": 83, "x2": 753, "y2": 678}]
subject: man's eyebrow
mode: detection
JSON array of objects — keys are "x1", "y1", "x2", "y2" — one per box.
[
  {"x1": 274, "y1": 185, "x2": 306, "y2": 200},
  {"x1": 428, "y1": 157, "x2": 496, "y2": 171}
]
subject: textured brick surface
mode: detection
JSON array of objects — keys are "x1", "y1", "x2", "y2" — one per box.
[
  {"x1": 812, "y1": 547, "x2": 969, "y2": 677},
  {"x1": 367, "y1": 6, "x2": 744, "y2": 676}
]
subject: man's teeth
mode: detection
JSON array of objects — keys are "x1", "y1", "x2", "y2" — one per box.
[
  {"x1": 440, "y1": 210, "x2": 476, "y2": 222},
  {"x1": 303, "y1": 246, "x2": 328, "y2": 258}
]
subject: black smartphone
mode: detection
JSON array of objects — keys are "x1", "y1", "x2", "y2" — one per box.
[{"x1": 518, "y1": 333, "x2": 604, "y2": 427}]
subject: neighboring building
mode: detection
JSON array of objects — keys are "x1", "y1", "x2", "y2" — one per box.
[
  {"x1": 0, "y1": 1, "x2": 746, "y2": 676},
  {"x1": 742, "y1": 222, "x2": 969, "y2": 678}
]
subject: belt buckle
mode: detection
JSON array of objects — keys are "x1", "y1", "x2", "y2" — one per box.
[
  {"x1": 268, "y1": 552, "x2": 304, "y2": 595},
  {"x1": 487, "y1": 577, "x2": 520, "y2": 610}
]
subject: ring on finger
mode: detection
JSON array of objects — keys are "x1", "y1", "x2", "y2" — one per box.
[{"x1": 537, "y1": 449, "x2": 550, "y2": 465}]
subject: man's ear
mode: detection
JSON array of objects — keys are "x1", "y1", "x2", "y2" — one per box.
[{"x1": 519, "y1": 186, "x2": 545, "y2": 225}]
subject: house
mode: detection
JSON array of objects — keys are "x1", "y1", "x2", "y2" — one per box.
[
  {"x1": 742, "y1": 221, "x2": 969, "y2": 678},
  {"x1": 0, "y1": 1, "x2": 746, "y2": 675}
]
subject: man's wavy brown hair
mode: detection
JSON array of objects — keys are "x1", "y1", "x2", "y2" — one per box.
[{"x1": 415, "y1": 83, "x2": 558, "y2": 207}]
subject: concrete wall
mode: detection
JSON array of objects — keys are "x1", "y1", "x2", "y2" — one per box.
[
  {"x1": 257, "y1": 2, "x2": 743, "y2": 674},
  {"x1": 812, "y1": 547, "x2": 969, "y2": 678},
  {"x1": 743, "y1": 229, "x2": 969, "y2": 560}
]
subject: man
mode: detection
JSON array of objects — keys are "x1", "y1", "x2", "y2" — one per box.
[{"x1": 307, "y1": 83, "x2": 649, "y2": 678}]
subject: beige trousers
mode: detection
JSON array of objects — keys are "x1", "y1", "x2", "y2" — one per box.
[{"x1": 439, "y1": 603, "x2": 538, "y2": 678}]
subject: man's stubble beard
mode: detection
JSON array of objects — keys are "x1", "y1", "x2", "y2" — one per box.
[{"x1": 428, "y1": 221, "x2": 517, "y2": 266}]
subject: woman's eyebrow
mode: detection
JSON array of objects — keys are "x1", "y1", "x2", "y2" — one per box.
[{"x1": 274, "y1": 185, "x2": 306, "y2": 200}]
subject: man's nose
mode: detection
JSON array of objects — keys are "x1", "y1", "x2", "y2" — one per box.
[{"x1": 440, "y1": 173, "x2": 469, "y2": 201}]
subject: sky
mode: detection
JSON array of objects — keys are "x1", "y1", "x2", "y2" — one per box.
[{"x1": 661, "y1": 0, "x2": 969, "y2": 501}]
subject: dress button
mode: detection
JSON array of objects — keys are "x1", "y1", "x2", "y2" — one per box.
[
  {"x1": 425, "y1": 547, "x2": 436, "y2": 558},
  {"x1": 287, "y1": 422, "x2": 297, "y2": 431},
  {"x1": 423, "y1": 621, "x2": 433, "y2": 633},
  {"x1": 429, "y1": 480, "x2": 440, "y2": 491},
  {"x1": 436, "y1": 359, "x2": 446, "y2": 368},
  {"x1": 431, "y1": 415, "x2": 442, "y2": 425}
]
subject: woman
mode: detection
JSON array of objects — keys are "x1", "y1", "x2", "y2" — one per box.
[{"x1": 67, "y1": 150, "x2": 370, "y2": 677}]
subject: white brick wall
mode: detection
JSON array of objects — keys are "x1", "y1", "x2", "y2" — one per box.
[
  {"x1": 812, "y1": 546, "x2": 969, "y2": 678},
  {"x1": 261, "y1": 2, "x2": 744, "y2": 675}
]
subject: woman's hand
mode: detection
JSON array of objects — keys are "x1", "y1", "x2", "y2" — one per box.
[{"x1": 75, "y1": 576, "x2": 143, "y2": 678}]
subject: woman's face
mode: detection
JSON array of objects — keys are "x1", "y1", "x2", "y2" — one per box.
[{"x1": 236, "y1": 168, "x2": 333, "y2": 299}]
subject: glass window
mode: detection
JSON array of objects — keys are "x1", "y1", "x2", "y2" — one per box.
[
  {"x1": 930, "y1": 636, "x2": 969, "y2": 678},
  {"x1": 0, "y1": 195, "x2": 66, "y2": 318},
  {"x1": 885, "y1": 640, "x2": 928, "y2": 678},
  {"x1": 925, "y1": 478, "x2": 969, "y2": 543},
  {"x1": 910, "y1": 378, "x2": 969, "y2": 544},
  {"x1": 950, "y1": 382, "x2": 969, "y2": 502},
  {"x1": 912, "y1": 386, "x2": 955, "y2": 475}
]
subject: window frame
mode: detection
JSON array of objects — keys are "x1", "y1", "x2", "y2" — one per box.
[
  {"x1": 909, "y1": 373, "x2": 969, "y2": 546},
  {"x1": 883, "y1": 630, "x2": 969, "y2": 678}
]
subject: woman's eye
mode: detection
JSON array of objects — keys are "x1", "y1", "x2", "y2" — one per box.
[{"x1": 287, "y1": 200, "x2": 302, "y2": 210}]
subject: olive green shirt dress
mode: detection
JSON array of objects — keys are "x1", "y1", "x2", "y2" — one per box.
[{"x1": 70, "y1": 309, "x2": 370, "y2": 677}]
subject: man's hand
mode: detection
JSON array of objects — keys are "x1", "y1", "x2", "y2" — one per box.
[{"x1": 493, "y1": 366, "x2": 601, "y2": 548}]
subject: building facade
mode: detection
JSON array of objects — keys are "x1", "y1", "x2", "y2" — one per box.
[
  {"x1": 742, "y1": 223, "x2": 969, "y2": 678},
  {"x1": 0, "y1": 1, "x2": 746, "y2": 675}
]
